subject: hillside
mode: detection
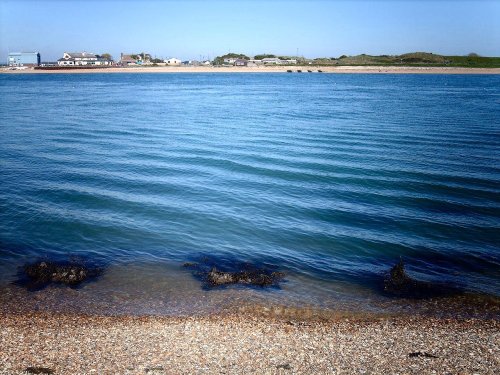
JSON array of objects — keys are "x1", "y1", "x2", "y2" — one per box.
[{"x1": 312, "y1": 52, "x2": 500, "y2": 68}]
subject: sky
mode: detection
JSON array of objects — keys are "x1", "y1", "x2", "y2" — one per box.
[{"x1": 0, "y1": 0, "x2": 499, "y2": 62}]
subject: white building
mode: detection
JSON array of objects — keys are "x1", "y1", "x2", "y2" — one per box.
[
  {"x1": 58, "y1": 52, "x2": 112, "y2": 66},
  {"x1": 223, "y1": 57, "x2": 237, "y2": 65},
  {"x1": 261, "y1": 57, "x2": 282, "y2": 65},
  {"x1": 164, "y1": 58, "x2": 181, "y2": 66}
]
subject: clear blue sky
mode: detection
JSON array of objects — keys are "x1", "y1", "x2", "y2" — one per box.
[{"x1": 1, "y1": 0, "x2": 499, "y2": 62}]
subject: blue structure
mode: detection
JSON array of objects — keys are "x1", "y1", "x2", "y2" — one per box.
[{"x1": 8, "y1": 52, "x2": 41, "y2": 67}]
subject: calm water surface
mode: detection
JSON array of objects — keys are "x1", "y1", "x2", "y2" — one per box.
[{"x1": 0, "y1": 73, "x2": 499, "y2": 316}]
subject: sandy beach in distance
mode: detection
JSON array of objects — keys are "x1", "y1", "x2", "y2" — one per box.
[
  {"x1": 2, "y1": 65, "x2": 500, "y2": 74},
  {"x1": 1, "y1": 311, "x2": 498, "y2": 375}
]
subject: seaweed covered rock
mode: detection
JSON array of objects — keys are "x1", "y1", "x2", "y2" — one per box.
[
  {"x1": 207, "y1": 268, "x2": 236, "y2": 285},
  {"x1": 183, "y1": 258, "x2": 285, "y2": 288},
  {"x1": 384, "y1": 259, "x2": 411, "y2": 294},
  {"x1": 23, "y1": 260, "x2": 102, "y2": 288},
  {"x1": 207, "y1": 267, "x2": 284, "y2": 287},
  {"x1": 384, "y1": 259, "x2": 460, "y2": 299}
]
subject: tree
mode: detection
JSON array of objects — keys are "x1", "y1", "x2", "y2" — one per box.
[
  {"x1": 254, "y1": 54, "x2": 276, "y2": 60},
  {"x1": 212, "y1": 53, "x2": 250, "y2": 65},
  {"x1": 100, "y1": 53, "x2": 112, "y2": 61}
]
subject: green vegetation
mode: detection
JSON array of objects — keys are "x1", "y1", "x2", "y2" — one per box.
[
  {"x1": 444, "y1": 55, "x2": 500, "y2": 68},
  {"x1": 213, "y1": 53, "x2": 250, "y2": 65},
  {"x1": 99, "y1": 53, "x2": 112, "y2": 60},
  {"x1": 307, "y1": 52, "x2": 500, "y2": 68},
  {"x1": 130, "y1": 53, "x2": 152, "y2": 61},
  {"x1": 254, "y1": 54, "x2": 276, "y2": 60},
  {"x1": 208, "y1": 51, "x2": 499, "y2": 68}
]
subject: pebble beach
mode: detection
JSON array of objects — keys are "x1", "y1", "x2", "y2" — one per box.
[{"x1": 0, "y1": 312, "x2": 498, "y2": 374}]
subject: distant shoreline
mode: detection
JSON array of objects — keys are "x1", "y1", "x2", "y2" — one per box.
[{"x1": 2, "y1": 65, "x2": 500, "y2": 74}]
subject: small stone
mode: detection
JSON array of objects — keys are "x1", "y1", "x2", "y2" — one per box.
[{"x1": 24, "y1": 367, "x2": 54, "y2": 374}]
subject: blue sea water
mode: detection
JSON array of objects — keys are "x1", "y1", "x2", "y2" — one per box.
[{"x1": 0, "y1": 73, "x2": 499, "y2": 316}]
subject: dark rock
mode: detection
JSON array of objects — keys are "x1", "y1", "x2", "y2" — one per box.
[
  {"x1": 408, "y1": 351, "x2": 438, "y2": 358},
  {"x1": 384, "y1": 259, "x2": 409, "y2": 293},
  {"x1": 145, "y1": 366, "x2": 165, "y2": 373},
  {"x1": 23, "y1": 260, "x2": 102, "y2": 288},
  {"x1": 276, "y1": 363, "x2": 292, "y2": 370},
  {"x1": 24, "y1": 367, "x2": 54, "y2": 374},
  {"x1": 384, "y1": 259, "x2": 460, "y2": 299},
  {"x1": 183, "y1": 256, "x2": 286, "y2": 288},
  {"x1": 206, "y1": 267, "x2": 284, "y2": 287},
  {"x1": 207, "y1": 267, "x2": 236, "y2": 285}
]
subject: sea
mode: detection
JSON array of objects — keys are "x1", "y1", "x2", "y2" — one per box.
[{"x1": 0, "y1": 72, "x2": 499, "y2": 318}]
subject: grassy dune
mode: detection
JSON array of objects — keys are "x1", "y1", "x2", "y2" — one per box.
[{"x1": 313, "y1": 52, "x2": 500, "y2": 68}]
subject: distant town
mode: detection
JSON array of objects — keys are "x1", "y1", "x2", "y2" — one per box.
[
  {"x1": 5, "y1": 51, "x2": 500, "y2": 70},
  {"x1": 6, "y1": 51, "x2": 301, "y2": 69}
]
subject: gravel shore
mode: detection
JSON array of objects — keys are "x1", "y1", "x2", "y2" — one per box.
[{"x1": 1, "y1": 312, "x2": 498, "y2": 374}]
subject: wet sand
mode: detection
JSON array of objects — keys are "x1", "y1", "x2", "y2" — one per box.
[
  {"x1": 2, "y1": 65, "x2": 500, "y2": 74},
  {"x1": 0, "y1": 312, "x2": 498, "y2": 374}
]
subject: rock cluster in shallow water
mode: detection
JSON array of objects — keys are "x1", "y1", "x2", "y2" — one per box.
[
  {"x1": 23, "y1": 261, "x2": 102, "y2": 288},
  {"x1": 207, "y1": 267, "x2": 285, "y2": 287},
  {"x1": 183, "y1": 260, "x2": 285, "y2": 287},
  {"x1": 384, "y1": 259, "x2": 460, "y2": 299}
]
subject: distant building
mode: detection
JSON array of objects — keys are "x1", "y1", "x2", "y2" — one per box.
[
  {"x1": 202, "y1": 60, "x2": 211, "y2": 66},
  {"x1": 120, "y1": 53, "x2": 151, "y2": 66},
  {"x1": 165, "y1": 58, "x2": 181, "y2": 66},
  {"x1": 261, "y1": 57, "x2": 282, "y2": 65},
  {"x1": 223, "y1": 57, "x2": 237, "y2": 65},
  {"x1": 182, "y1": 60, "x2": 201, "y2": 66},
  {"x1": 253, "y1": 57, "x2": 297, "y2": 65},
  {"x1": 234, "y1": 59, "x2": 248, "y2": 67},
  {"x1": 120, "y1": 54, "x2": 138, "y2": 65},
  {"x1": 8, "y1": 52, "x2": 41, "y2": 67},
  {"x1": 248, "y1": 59, "x2": 262, "y2": 65},
  {"x1": 57, "y1": 52, "x2": 112, "y2": 66}
]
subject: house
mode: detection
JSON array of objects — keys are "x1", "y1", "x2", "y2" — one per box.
[
  {"x1": 223, "y1": 57, "x2": 237, "y2": 65},
  {"x1": 234, "y1": 59, "x2": 248, "y2": 66},
  {"x1": 165, "y1": 58, "x2": 181, "y2": 66},
  {"x1": 8, "y1": 52, "x2": 40, "y2": 67},
  {"x1": 253, "y1": 57, "x2": 297, "y2": 65},
  {"x1": 57, "y1": 52, "x2": 112, "y2": 66},
  {"x1": 120, "y1": 53, "x2": 151, "y2": 66},
  {"x1": 202, "y1": 60, "x2": 211, "y2": 66},
  {"x1": 120, "y1": 54, "x2": 138, "y2": 65},
  {"x1": 261, "y1": 57, "x2": 282, "y2": 65},
  {"x1": 182, "y1": 60, "x2": 201, "y2": 66}
]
